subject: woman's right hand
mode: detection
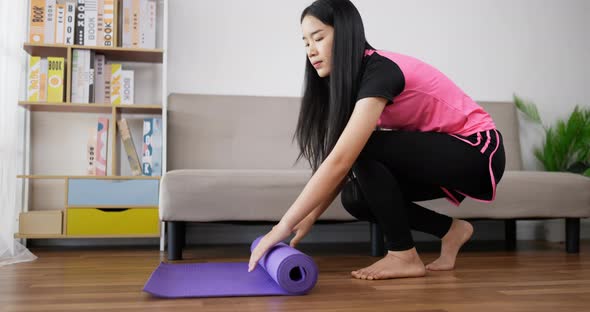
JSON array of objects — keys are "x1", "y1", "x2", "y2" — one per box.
[{"x1": 289, "y1": 214, "x2": 316, "y2": 248}]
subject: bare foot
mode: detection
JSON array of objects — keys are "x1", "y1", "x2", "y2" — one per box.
[
  {"x1": 351, "y1": 248, "x2": 426, "y2": 280},
  {"x1": 426, "y1": 219, "x2": 473, "y2": 271}
]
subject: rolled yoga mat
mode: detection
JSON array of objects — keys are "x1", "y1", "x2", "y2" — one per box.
[{"x1": 143, "y1": 236, "x2": 319, "y2": 298}]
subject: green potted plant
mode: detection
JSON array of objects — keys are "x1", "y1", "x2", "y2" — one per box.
[{"x1": 514, "y1": 94, "x2": 590, "y2": 177}]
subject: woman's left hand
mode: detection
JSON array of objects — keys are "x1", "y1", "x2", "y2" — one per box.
[{"x1": 248, "y1": 222, "x2": 293, "y2": 272}]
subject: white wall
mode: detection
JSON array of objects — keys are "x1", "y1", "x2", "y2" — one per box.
[
  {"x1": 168, "y1": 0, "x2": 590, "y2": 169},
  {"x1": 164, "y1": 0, "x2": 590, "y2": 244}
]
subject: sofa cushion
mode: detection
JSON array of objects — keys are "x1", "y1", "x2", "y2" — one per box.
[
  {"x1": 159, "y1": 169, "x2": 353, "y2": 222},
  {"x1": 160, "y1": 170, "x2": 590, "y2": 221}
]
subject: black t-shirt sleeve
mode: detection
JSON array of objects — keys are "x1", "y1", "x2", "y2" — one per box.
[{"x1": 356, "y1": 54, "x2": 405, "y2": 105}]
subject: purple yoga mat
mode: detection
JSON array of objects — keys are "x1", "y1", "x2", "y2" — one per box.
[{"x1": 143, "y1": 236, "x2": 319, "y2": 298}]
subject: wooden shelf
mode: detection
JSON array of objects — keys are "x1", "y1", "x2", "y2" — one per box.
[
  {"x1": 14, "y1": 233, "x2": 160, "y2": 239},
  {"x1": 17, "y1": 175, "x2": 161, "y2": 180},
  {"x1": 23, "y1": 43, "x2": 164, "y2": 63},
  {"x1": 18, "y1": 101, "x2": 163, "y2": 114}
]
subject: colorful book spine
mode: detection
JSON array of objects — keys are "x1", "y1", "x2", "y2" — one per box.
[
  {"x1": 45, "y1": 0, "x2": 56, "y2": 44},
  {"x1": 55, "y1": 1, "x2": 66, "y2": 44},
  {"x1": 117, "y1": 118, "x2": 142, "y2": 176},
  {"x1": 121, "y1": 70, "x2": 134, "y2": 104},
  {"x1": 71, "y1": 49, "x2": 90, "y2": 103},
  {"x1": 102, "y1": 0, "x2": 115, "y2": 46},
  {"x1": 110, "y1": 63, "x2": 122, "y2": 104},
  {"x1": 38, "y1": 59, "x2": 48, "y2": 102},
  {"x1": 104, "y1": 63, "x2": 112, "y2": 103},
  {"x1": 64, "y1": 0, "x2": 76, "y2": 45},
  {"x1": 74, "y1": 0, "x2": 85, "y2": 45},
  {"x1": 96, "y1": 0, "x2": 104, "y2": 46},
  {"x1": 47, "y1": 57, "x2": 65, "y2": 102},
  {"x1": 84, "y1": 0, "x2": 98, "y2": 46},
  {"x1": 29, "y1": 0, "x2": 45, "y2": 43},
  {"x1": 95, "y1": 117, "x2": 109, "y2": 176},
  {"x1": 140, "y1": 0, "x2": 157, "y2": 49},
  {"x1": 88, "y1": 51, "x2": 95, "y2": 103},
  {"x1": 122, "y1": 0, "x2": 132, "y2": 47},
  {"x1": 87, "y1": 126, "x2": 97, "y2": 175},
  {"x1": 131, "y1": 0, "x2": 140, "y2": 47},
  {"x1": 94, "y1": 54, "x2": 106, "y2": 104},
  {"x1": 27, "y1": 56, "x2": 41, "y2": 101},
  {"x1": 142, "y1": 117, "x2": 162, "y2": 176}
]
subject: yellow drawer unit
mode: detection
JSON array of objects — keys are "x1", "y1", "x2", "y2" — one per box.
[{"x1": 66, "y1": 208, "x2": 159, "y2": 236}]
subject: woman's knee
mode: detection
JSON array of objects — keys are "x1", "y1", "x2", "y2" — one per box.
[
  {"x1": 341, "y1": 158, "x2": 398, "y2": 222},
  {"x1": 340, "y1": 177, "x2": 375, "y2": 222}
]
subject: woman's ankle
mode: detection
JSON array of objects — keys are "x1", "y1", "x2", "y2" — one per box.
[{"x1": 387, "y1": 247, "x2": 422, "y2": 263}]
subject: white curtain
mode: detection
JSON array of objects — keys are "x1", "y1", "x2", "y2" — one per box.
[{"x1": 0, "y1": 0, "x2": 37, "y2": 266}]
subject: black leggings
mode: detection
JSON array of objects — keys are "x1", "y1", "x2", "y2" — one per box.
[{"x1": 340, "y1": 130, "x2": 505, "y2": 251}]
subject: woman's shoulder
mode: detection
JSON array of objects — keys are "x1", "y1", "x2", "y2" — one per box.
[
  {"x1": 357, "y1": 49, "x2": 406, "y2": 103},
  {"x1": 361, "y1": 49, "x2": 405, "y2": 75},
  {"x1": 364, "y1": 49, "x2": 421, "y2": 64}
]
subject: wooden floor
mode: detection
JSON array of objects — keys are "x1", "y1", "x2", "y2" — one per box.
[{"x1": 1, "y1": 241, "x2": 589, "y2": 312}]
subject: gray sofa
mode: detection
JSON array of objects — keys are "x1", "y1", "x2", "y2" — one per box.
[{"x1": 160, "y1": 93, "x2": 590, "y2": 260}]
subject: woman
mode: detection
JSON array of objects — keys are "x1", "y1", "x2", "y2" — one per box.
[{"x1": 249, "y1": 0, "x2": 505, "y2": 280}]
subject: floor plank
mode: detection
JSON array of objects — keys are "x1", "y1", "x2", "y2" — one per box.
[{"x1": 0, "y1": 241, "x2": 589, "y2": 312}]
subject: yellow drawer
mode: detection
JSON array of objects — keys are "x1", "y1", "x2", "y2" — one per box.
[{"x1": 66, "y1": 208, "x2": 159, "y2": 236}]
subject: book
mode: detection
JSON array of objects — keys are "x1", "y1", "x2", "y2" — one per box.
[
  {"x1": 27, "y1": 56, "x2": 41, "y2": 101},
  {"x1": 88, "y1": 51, "x2": 95, "y2": 103},
  {"x1": 140, "y1": 0, "x2": 156, "y2": 49},
  {"x1": 117, "y1": 118, "x2": 142, "y2": 176},
  {"x1": 142, "y1": 117, "x2": 162, "y2": 176},
  {"x1": 86, "y1": 126, "x2": 97, "y2": 175},
  {"x1": 96, "y1": 0, "x2": 104, "y2": 46},
  {"x1": 94, "y1": 54, "x2": 106, "y2": 104},
  {"x1": 95, "y1": 117, "x2": 109, "y2": 176},
  {"x1": 29, "y1": 0, "x2": 45, "y2": 43},
  {"x1": 45, "y1": 0, "x2": 56, "y2": 44},
  {"x1": 84, "y1": 0, "x2": 98, "y2": 46},
  {"x1": 74, "y1": 0, "x2": 85, "y2": 45},
  {"x1": 121, "y1": 70, "x2": 134, "y2": 104},
  {"x1": 64, "y1": 0, "x2": 76, "y2": 45},
  {"x1": 71, "y1": 49, "x2": 90, "y2": 103},
  {"x1": 131, "y1": 0, "x2": 140, "y2": 47},
  {"x1": 102, "y1": 0, "x2": 115, "y2": 46},
  {"x1": 110, "y1": 63, "x2": 122, "y2": 104},
  {"x1": 122, "y1": 0, "x2": 132, "y2": 47},
  {"x1": 38, "y1": 58, "x2": 48, "y2": 102},
  {"x1": 103, "y1": 63, "x2": 112, "y2": 103},
  {"x1": 55, "y1": 1, "x2": 66, "y2": 44},
  {"x1": 47, "y1": 57, "x2": 65, "y2": 102}
]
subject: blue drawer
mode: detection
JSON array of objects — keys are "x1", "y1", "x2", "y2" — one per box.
[{"x1": 68, "y1": 179, "x2": 159, "y2": 206}]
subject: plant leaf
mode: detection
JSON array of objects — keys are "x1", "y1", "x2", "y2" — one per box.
[{"x1": 513, "y1": 94, "x2": 542, "y2": 124}]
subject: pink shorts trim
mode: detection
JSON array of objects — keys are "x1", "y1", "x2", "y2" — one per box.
[{"x1": 445, "y1": 129, "x2": 501, "y2": 204}]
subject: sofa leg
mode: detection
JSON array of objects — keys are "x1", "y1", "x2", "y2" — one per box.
[
  {"x1": 505, "y1": 219, "x2": 517, "y2": 251},
  {"x1": 179, "y1": 222, "x2": 186, "y2": 249},
  {"x1": 167, "y1": 221, "x2": 185, "y2": 261},
  {"x1": 566, "y1": 218, "x2": 580, "y2": 253},
  {"x1": 370, "y1": 222, "x2": 385, "y2": 257}
]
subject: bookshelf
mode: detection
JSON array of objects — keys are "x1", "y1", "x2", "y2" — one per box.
[{"x1": 16, "y1": 0, "x2": 168, "y2": 248}]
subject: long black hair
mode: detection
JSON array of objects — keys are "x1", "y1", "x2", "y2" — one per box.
[{"x1": 294, "y1": 0, "x2": 374, "y2": 173}]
